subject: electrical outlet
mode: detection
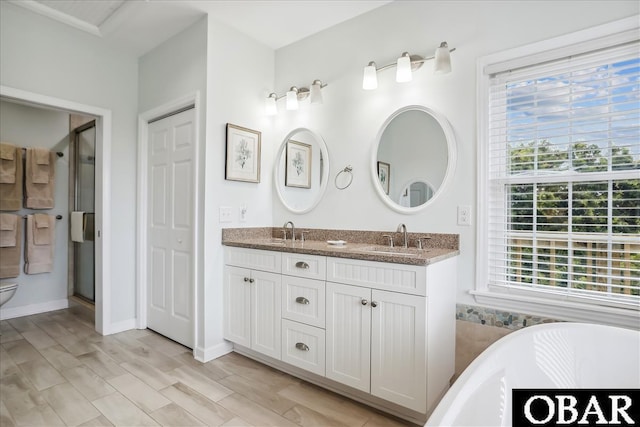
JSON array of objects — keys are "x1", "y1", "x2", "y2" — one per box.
[
  {"x1": 239, "y1": 204, "x2": 247, "y2": 222},
  {"x1": 458, "y1": 205, "x2": 471, "y2": 226},
  {"x1": 219, "y1": 206, "x2": 233, "y2": 223}
]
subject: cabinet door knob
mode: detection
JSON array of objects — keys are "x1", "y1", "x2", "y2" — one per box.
[
  {"x1": 371, "y1": 301, "x2": 378, "y2": 308},
  {"x1": 249, "y1": 278, "x2": 255, "y2": 283},
  {"x1": 295, "y1": 297, "x2": 310, "y2": 305},
  {"x1": 295, "y1": 261, "x2": 310, "y2": 269},
  {"x1": 295, "y1": 342, "x2": 310, "y2": 351},
  {"x1": 243, "y1": 277, "x2": 249, "y2": 282},
  {"x1": 361, "y1": 299, "x2": 368, "y2": 306}
]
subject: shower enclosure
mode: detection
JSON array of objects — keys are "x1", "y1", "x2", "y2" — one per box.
[{"x1": 73, "y1": 121, "x2": 96, "y2": 302}]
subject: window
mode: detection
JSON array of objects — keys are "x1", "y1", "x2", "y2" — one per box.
[{"x1": 476, "y1": 17, "x2": 639, "y2": 326}]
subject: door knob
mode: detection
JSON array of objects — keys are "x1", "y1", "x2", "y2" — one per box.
[
  {"x1": 361, "y1": 299, "x2": 368, "y2": 306},
  {"x1": 243, "y1": 277, "x2": 249, "y2": 282},
  {"x1": 371, "y1": 301, "x2": 378, "y2": 308}
]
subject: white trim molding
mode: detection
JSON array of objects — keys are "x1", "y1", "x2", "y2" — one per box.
[
  {"x1": 0, "y1": 299, "x2": 68, "y2": 321},
  {"x1": 0, "y1": 85, "x2": 112, "y2": 335},
  {"x1": 474, "y1": 16, "x2": 640, "y2": 331},
  {"x1": 194, "y1": 341, "x2": 234, "y2": 363}
]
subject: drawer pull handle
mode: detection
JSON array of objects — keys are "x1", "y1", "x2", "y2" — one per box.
[
  {"x1": 295, "y1": 297, "x2": 310, "y2": 305},
  {"x1": 295, "y1": 342, "x2": 310, "y2": 351},
  {"x1": 295, "y1": 261, "x2": 310, "y2": 269}
]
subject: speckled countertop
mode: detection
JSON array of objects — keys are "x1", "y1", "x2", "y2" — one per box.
[{"x1": 222, "y1": 227, "x2": 460, "y2": 266}]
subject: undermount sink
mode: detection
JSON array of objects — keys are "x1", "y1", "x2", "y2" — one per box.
[{"x1": 358, "y1": 246, "x2": 427, "y2": 257}]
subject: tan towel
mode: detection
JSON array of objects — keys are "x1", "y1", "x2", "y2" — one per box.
[
  {"x1": 0, "y1": 143, "x2": 23, "y2": 211},
  {"x1": 0, "y1": 142, "x2": 16, "y2": 183},
  {"x1": 0, "y1": 213, "x2": 18, "y2": 247},
  {"x1": 25, "y1": 149, "x2": 56, "y2": 209},
  {"x1": 24, "y1": 214, "x2": 55, "y2": 274},
  {"x1": 33, "y1": 213, "x2": 51, "y2": 245},
  {"x1": 0, "y1": 214, "x2": 21, "y2": 278},
  {"x1": 30, "y1": 147, "x2": 50, "y2": 183}
]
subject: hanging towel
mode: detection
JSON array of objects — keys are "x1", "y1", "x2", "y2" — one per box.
[
  {"x1": 0, "y1": 213, "x2": 18, "y2": 247},
  {"x1": 24, "y1": 214, "x2": 55, "y2": 274},
  {"x1": 25, "y1": 148, "x2": 56, "y2": 209},
  {"x1": 0, "y1": 213, "x2": 21, "y2": 278},
  {"x1": 0, "y1": 143, "x2": 23, "y2": 211},
  {"x1": 70, "y1": 211, "x2": 85, "y2": 243}
]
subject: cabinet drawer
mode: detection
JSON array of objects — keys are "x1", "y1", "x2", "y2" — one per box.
[
  {"x1": 327, "y1": 257, "x2": 426, "y2": 296},
  {"x1": 281, "y1": 319, "x2": 325, "y2": 376},
  {"x1": 282, "y1": 253, "x2": 326, "y2": 280},
  {"x1": 224, "y1": 247, "x2": 281, "y2": 273},
  {"x1": 282, "y1": 276, "x2": 325, "y2": 328}
]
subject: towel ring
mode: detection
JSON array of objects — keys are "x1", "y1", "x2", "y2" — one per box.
[{"x1": 335, "y1": 165, "x2": 353, "y2": 190}]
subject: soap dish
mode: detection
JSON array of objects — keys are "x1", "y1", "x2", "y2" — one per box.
[{"x1": 327, "y1": 240, "x2": 347, "y2": 247}]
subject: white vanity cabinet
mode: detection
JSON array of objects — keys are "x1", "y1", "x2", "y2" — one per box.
[
  {"x1": 223, "y1": 245, "x2": 457, "y2": 422},
  {"x1": 223, "y1": 248, "x2": 282, "y2": 359}
]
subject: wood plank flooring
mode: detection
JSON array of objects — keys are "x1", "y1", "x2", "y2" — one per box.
[{"x1": 0, "y1": 305, "x2": 412, "y2": 427}]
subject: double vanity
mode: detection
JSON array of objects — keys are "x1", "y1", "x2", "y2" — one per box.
[{"x1": 222, "y1": 226, "x2": 459, "y2": 423}]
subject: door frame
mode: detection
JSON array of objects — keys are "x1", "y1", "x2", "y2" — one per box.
[
  {"x1": 136, "y1": 92, "x2": 200, "y2": 350},
  {"x1": 0, "y1": 85, "x2": 112, "y2": 334}
]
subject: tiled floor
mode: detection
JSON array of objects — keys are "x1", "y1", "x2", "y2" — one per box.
[{"x1": 0, "y1": 304, "x2": 413, "y2": 427}]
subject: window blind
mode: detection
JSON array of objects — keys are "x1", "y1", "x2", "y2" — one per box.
[{"x1": 486, "y1": 41, "x2": 640, "y2": 308}]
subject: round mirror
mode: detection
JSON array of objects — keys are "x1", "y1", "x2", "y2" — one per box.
[
  {"x1": 275, "y1": 128, "x2": 330, "y2": 214},
  {"x1": 371, "y1": 105, "x2": 456, "y2": 214}
]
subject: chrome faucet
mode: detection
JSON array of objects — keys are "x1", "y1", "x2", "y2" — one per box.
[
  {"x1": 283, "y1": 221, "x2": 295, "y2": 242},
  {"x1": 397, "y1": 223, "x2": 408, "y2": 248}
]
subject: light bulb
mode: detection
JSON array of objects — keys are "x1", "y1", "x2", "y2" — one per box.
[
  {"x1": 286, "y1": 87, "x2": 298, "y2": 110},
  {"x1": 362, "y1": 62, "x2": 378, "y2": 90},
  {"x1": 434, "y1": 42, "x2": 452, "y2": 74},
  {"x1": 310, "y1": 80, "x2": 323, "y2": 104},
  {"x1": 265, "y1": 93, "x2": 277, "y2": 116},
  {"x1": 396, "y1": 53, "x2": 412, "y2": 82}
]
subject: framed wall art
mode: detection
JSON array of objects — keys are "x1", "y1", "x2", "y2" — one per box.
[
  {"x1": 285, "y1": 140, "x2": 312, "y2": 189},
  {"x1": 377, "y1": 161, "x2": 390, "y2": 194},
  {"x1": 225, "y1": 123, "x2": 261, "y2": 183}
]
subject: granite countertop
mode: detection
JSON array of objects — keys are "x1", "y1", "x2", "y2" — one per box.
[{"x1": 222, "y1": 227, "x2": 460, "y2": 266}]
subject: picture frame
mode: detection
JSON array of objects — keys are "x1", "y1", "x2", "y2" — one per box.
[
  {"x1": 377, "y1": 161, "x2": 390, "y2": 194},
  {"x1": 225, "y1": 123, "x2": 261, "y2": 183},
  {"x1": 285, "y1": 140, "x2": 312, "y2": 188}
]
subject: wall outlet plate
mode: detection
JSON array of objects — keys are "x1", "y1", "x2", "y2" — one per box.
[
  {"x1": 458, "y1": 205, "x2": 471, "y2": 226},
  {"x1": 219, "y1": 206, "x2": 233, "y2": 223}
]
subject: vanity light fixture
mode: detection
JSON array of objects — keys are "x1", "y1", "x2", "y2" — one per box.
[
  {"x1": 265, "y1": 80, "x2": 328, "y2": 115},
  {"x1": 362, "y1": 41, "x2": 455, "y2": 90}
]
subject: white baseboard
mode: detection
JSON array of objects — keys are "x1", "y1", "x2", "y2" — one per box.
[
  {"x1": 104, "y1": 318, "x2": 137, "y2": 335},
  {"x1": 0, "y1": 299, "x2": 69, "y2": 320},
  {"x1": 194, "y1": 341, "x2": 233, "y2": 362}
]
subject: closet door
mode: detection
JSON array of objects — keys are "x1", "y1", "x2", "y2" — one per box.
[{"x1": 147, "y1": 108, "x2": 195, "y2": 348}]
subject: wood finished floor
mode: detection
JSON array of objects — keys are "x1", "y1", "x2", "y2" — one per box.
[{"x1": 0, "y1": 305, "x2": 413, "y2": 427}]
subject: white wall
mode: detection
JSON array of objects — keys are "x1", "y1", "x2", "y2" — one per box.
[
  {"x1": 0, "y1": 101, "x2": 70, "y2": 314},
  {"x1": 272, "y1": 1, "x2": 639, "y2": 306},
  {"x1": 139, "y1": 15, "x2": 276, "y2": 358},
  {"x1": 203, "y1": 17, "x2": 275, "y2": 358},
  {"x1": 0, "y1": 2, "x2": 139, "y2": 325}
]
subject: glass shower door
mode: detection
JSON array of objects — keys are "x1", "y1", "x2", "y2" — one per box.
[{"x1": 74, "y1": 122, "x2": 95, "y2": 302}]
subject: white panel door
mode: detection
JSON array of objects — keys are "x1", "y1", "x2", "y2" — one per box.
[
  {"x1": 370, "y1": 290, "x2": 426, "y2": 413},
  {"x1": 325, "y1": 282, "x2": 371, "y2": 392},
  {"x1": 147, "y1": 108, "x2": 195, "y2": 348}
]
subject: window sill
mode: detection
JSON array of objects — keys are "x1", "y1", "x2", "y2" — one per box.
[{"x1": 470, "y1": 289, "x2": 640, "y2": 330}]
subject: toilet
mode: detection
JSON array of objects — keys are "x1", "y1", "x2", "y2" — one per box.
[{"x1": 0, "y1": 283, "x2": 18, "y2": 307}]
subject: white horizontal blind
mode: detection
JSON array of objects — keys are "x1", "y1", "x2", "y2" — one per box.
[{"x1": 487, "y1": 41, "x2": 640, "y2": 309}]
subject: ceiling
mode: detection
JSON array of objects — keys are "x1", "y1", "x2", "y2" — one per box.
[{"x1": 11, "y1": 0, "x2": 393, "y2": 55}]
